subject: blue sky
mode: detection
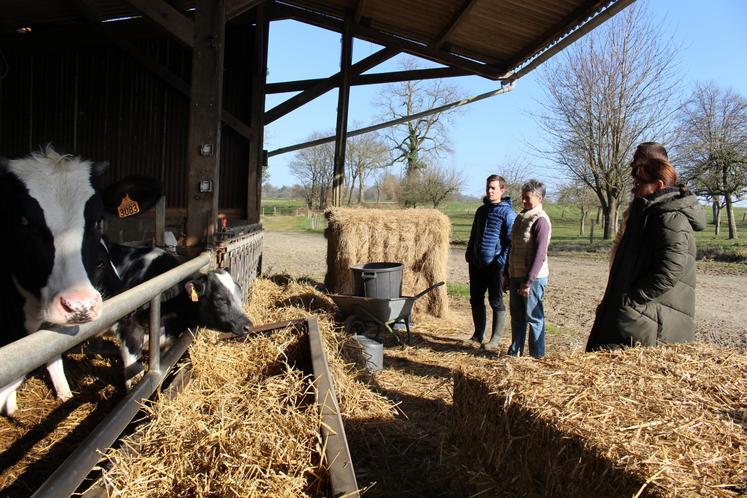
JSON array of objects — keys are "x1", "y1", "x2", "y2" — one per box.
[{"x1": 263, "y1": 0, "x2": 747, "y2": 198}]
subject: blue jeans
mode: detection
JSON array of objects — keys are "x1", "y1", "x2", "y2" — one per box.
[{"x1": 507, "y1": 277, "x2": 547, "y2": 358}]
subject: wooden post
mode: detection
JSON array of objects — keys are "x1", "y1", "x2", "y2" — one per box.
[
  {"x1": 185, "y1": 0, "x2": 226, "y2": 252},
  {"x1": 247, "y1": 4, "x2": 268, "y2": 224},
  {"x1": 155, "y1": 195, "x2": 166, "y2": 246},
  {"x1": 332, "y1": 14, "x2": 353, "y2": 207}
]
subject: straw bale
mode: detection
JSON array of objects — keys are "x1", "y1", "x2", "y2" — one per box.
[
  {"x1": 324, "y1": 208, "x2": 450, "y2": 317},
  {"x1": 100, "y1": 277, "x2": 397, "y2": 497},
  {"x1": 451, "y1": 343, "x2": 747, "y2": 497}
]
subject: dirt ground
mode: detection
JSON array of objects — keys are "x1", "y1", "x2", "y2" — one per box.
[{"x1": 263, "y1": 230, "x2": 746, "y2": 350}]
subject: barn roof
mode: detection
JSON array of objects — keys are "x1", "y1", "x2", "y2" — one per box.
[{"x1": 1, "y1": 0, "x2": 635, "y2": 81}]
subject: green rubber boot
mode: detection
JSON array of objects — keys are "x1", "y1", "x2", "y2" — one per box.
[{"x1": 483, "y1": 311, "x2": 506, "y2": 352}]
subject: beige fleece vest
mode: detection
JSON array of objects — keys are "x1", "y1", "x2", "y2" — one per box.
[{"x1": 508, "y1": 205, "x2": 551, "y2": 279}]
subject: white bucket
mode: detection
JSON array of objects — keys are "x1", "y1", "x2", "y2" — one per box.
[{"x1": 353, "y1": 335, "x2": 384, "y2": 372}]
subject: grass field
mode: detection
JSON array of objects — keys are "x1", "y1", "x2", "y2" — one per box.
[{"x1": 260, "y1": 198, "x2": 747, "y2": 261}]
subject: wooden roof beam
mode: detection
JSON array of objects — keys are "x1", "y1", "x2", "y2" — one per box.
[
  {"x1": 266, "y1": 66, "x2": 470, "y2": 93},
  {"x1": 226, "y1": 0, "x2": 267, "y2": 21},
  {"x1": 353, "y1": 0, "x2": 367, "y2": 24},
  {"x1": 272, "y1": 2, "x2": 504, "y2": 80},
  {"x1": 121, "y1": 0, "x2": 194, "y2": 47},
  {"x1": 264, "y1": 46, "x2": 399, "y2": 124},
  {"x1": 433, "y1": 0, "x2": 480, "y2": 49}
]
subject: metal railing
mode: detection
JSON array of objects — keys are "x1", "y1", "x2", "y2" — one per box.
[
  {"x1": 0, "y1": 252, "x2": 210, "y2": 497},
  {"x1": 0, "y1": 252, "x2": 209, "y2": 388},
  {"x1": 213, "y1": 223, "x2": 263, "y2": 292}
]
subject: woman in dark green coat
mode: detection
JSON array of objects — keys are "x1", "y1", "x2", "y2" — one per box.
[{"x1": 586, "y1": 143, "x2": 706, "y2": 351}]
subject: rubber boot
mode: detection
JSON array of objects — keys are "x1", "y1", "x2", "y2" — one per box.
[
  {"x1": 463, "y1": 303, "x2": 486, "y2": 346},
  {"x1": 483, "y1": 311, "x2": 506, "y2": 352}
]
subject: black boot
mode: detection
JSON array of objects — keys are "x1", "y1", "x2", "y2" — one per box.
[
  {"x1": 483, "y1": 311, "x2": 506, "y2": 351},
  {"x1": 463, "y1": 302, "x2": 486, "y2": 345}
]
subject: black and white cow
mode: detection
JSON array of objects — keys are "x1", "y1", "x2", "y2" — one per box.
[
  {"x1": 0, "y1": 147, "x2": 107, "y2": 416},
  {"x1": 97, "y1": 237, "x2": 253, "y2": 387}
]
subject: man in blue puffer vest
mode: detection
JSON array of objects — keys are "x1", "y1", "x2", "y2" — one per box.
[{"x1": 464, "y1": 174, "x2": 516, "y2": 349}]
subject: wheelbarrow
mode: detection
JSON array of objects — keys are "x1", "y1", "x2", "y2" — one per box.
[{"x1": 329, "y1": 281, "x2": 444, "y2": 345}]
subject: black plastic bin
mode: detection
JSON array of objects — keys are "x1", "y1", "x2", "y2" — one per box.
[{"x1": 351, "y1": 262, "x2": 404, "y2": 298}]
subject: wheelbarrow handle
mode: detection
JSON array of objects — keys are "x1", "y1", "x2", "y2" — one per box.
[{"x1": 413, "y1": 281, "x2": 445, "y2": 300}]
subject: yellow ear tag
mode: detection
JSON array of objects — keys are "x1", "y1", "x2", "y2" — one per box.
[
  {"x1": 190, "y1": 287, "x2": 199, "y2": 302},
  {"x1": 117, "y1": 194, "x2": 140, "y2": 218}
]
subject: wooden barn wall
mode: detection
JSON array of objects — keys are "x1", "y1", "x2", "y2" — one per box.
[{"x1": 0, "y1": 22, "x2": 254, "y2": 214}]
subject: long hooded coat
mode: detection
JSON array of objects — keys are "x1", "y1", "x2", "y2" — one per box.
[{"x1": 586, "y1": 188, "x2": 706, "y2": 351}]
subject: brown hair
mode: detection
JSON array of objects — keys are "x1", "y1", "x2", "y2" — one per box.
[
  {"x1": 631, "y1": 142, "x2": 677, "y2": 187},
  {"x1": 486, "y1": 174, "x2": 506, "y2": 189},
  {"x1": 633, "y1": 142, "x2": 668, "y2": 162}
]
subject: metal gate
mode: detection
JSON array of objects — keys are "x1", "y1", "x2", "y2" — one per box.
[{"x1": 212, "y1": 223, "x2": 263, "y2": 292}]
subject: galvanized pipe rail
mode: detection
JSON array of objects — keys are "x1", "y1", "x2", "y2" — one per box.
[
  {"x1": 0, "y1": 252, "x2": 210, "y2": 388},
  {"x1": 0, "y1": 252, "x2": 211, "y2": 496}
]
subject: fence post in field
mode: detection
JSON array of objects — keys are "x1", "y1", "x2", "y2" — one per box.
[{"x1": 589, "y1": 220, "x2": 595, "y2": 244}]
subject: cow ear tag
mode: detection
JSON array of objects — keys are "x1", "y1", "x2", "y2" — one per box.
[
  {"x1": 117, "y1": 194, "x2": 140, "y2": 218},
  {"x1": 189, "y1": 284, "x2": 199, "y2": 302}
]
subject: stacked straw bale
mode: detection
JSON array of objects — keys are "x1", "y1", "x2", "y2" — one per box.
[
  {"x1": 100, "y1": 277, "x2": 397, "y2": 497},
  {"x1": 451, "y1": 344, "x2": 746, "y2": 497},
  {"x1": 324, "y1": 208, "x2": 450, "y2": 317}
]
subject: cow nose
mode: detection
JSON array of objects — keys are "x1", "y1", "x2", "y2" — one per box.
[
  {"x1": 242, "y1": 323, "x2": 254, "y2": 335},
  {"x1": 59, "y1": 291, "x2": 102, "y2": 323}
]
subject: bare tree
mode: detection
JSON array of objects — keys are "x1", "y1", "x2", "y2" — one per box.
[
  {"x1": 344, "y1": 132, "x2": 390, "y2": 205},
  {"x1": 675, "y1": 82, "x2": 747, "y2": 239},
  {"x1": 493, "y1": 155, "x2": 534, "y2": 207},
  {"x1": 375, "y1": 58, "x2": 464, "y2": 179},
  {"x1": 535, "y1": 4, "x2": 680, "y2": 239},
  {"x1": 371, "y1": 170, "x2": 401, "y2": 203},
  {"x1": 399, "y1": 164, "x2": 464, "y2": 208},
  {"x1": 557, "y1": 181, "x2": 599, "y2": 235},
  {"x1": 289, "y1": 133, "x2": 334, "y2": 210}
]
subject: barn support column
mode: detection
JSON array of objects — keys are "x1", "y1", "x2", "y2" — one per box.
[
  {"x1": 331, "y1": 14, "x2": 353, "y2": 207},
  {"x1": 185, "y1": 0, "x2": 226, "y2": 252},
  {"x1": 247, "y1": 3, "x2": 268, "y2": 224}
]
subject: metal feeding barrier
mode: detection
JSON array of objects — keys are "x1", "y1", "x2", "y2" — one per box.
[
  {"x1": 1, "y1": 251, "x2": 359, "y2": 497},
  {"x1": 0, "y1": 252, "x2": 210, "y2": 498}
]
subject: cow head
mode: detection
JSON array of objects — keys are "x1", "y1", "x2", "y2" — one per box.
[
  {"x1": 0, "y1": 146, "x2": 108, "y2": 329},
  {"x1": 184, "y1": 269, "x2": 253, "y2": 336}
]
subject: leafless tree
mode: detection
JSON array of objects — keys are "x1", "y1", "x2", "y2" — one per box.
[
  {"x1": 289, "y1": 133, "x2": 334, "y2": 210},
  {"x1": 492, "y1": 155, "x2": 535, "y2": 207},
  {"x1": 371, "y1": 170, "x2": 401, "y2": 203},
  {"x1": 344, "y1": 132, "x2": 390, "y2": 205},
  {"x1": 535, "y1": 4, "x2": 680, "y2": 239},
  {"x1": 400, "y1": 163, "x2": 464, "y2": 208},
  {"x1": 557, "y1": 181, "x2": 599, "y2": 235},
  {"x1": 675, "y1": 82, "x2": 747, "y2": 239},
  {"x1": 375, "y1": 58, "x2": 464, "y2": 179}
]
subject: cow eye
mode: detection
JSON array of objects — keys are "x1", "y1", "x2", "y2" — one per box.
[
  {"x1": 20, "y1": 216, "x2": 29, "y2": 226},
  {"x1": 96, "y1": 260, "x2": 106, "y2": 269}
]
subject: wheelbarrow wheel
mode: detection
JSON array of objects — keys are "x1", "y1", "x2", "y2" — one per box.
[{"x1": 344, "y1": 315, "x2": 367, "y2": 336}]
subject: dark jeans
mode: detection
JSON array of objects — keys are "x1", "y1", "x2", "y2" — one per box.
[{"x1": 468, "y1": 263, "x2": 505, "y2": 340}]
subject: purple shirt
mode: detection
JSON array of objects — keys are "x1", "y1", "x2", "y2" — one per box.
[{"x1": 526, "y1": 217, "x2": 551, "y2": 285}]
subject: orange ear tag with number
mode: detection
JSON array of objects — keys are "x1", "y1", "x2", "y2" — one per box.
[
  {"x1": 117, "y1": 194, "x2": 140, "y2": 218},
  {"x1": 190, "y1": 286, "x2": 199, "y2": 302}
]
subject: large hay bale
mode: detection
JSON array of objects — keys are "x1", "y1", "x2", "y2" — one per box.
[
  {"x1": 324, "y1": 208, "x2": 450, "y2": 317},
  {"x1": 451, "y1": 344, "x2": 747, "y2": 497}
]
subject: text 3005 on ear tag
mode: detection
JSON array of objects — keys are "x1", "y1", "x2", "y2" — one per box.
[
  {"x1": 117, "y1": 194, "x2": 140, "y2": 218},
  {"x1": 190, "y1": 287, "x2": 199, "y2": 302}
]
